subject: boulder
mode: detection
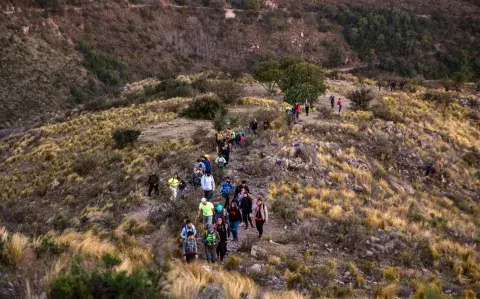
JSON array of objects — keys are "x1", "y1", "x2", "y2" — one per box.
[
  {"x1": 199, "y1": 285, "x2": 226, "y2": 299},
  {"x1": 248, "y1": 263, "x2": 263, "y2": 274},
  {"x1": 250, "y1": 245, "x2": 269, "y2": 259}
]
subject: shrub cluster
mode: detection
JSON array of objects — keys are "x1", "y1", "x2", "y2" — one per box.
[
  {"x1": 144, "y1": 78, "x2": 193, "y2": 99},
  {"x1": 112, "y1": 128, "x2": 141, "y2": 149},
  {"x1": 348, "y1": 88, "x2": 374, "y2": 110},
  {"x1": 182, "y1": 94, "x2": 228, "y2": 120}
]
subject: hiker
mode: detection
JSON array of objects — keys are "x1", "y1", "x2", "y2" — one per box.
[
  {"x1": 214, "y1": 204, "x2": 226, "y2": 223},
  {"x1": 168, "y1": 173, "x2": 180, "y2": 200},
  {"x1": 389, "y1": 81, "x2": 396, "y2": 91},
  {"x1": 228, "y1": 128, "x2": 236, "y2": 151},
  {"x1": 194, "y1": 159, "x2": 205, "y2": 174},
  {"x1": 250, "y1": 119, "x2": 258, "y2": 135},
  {"x1": 203, "y1": 224, "x2": 220, "y2": 263},
  {"x1": 295, "y1": 103, "x2": 301, "y2": 119},
  {"x1": 424, "y1": 163, "x2": 436, "y2": 177},
  {"x1": 182, "y1": 231, "x2": 198, "y2": 263},
  {"x1": 220, "y1": 177, "x2": 234, "y2": 206},
  {"x1": 399, "y1": 80, "x2": 405, "y2": 91},
  {"x1": 216, "y1": 139, "x2": 231, "y2": 166},
  {"x1": 215, "y1": 217, "x2": 228, "y2": 264},
  {"x1": 198, "y1": 198, "x2": 215, "y2": 225},
  {"x1": 285, "y1": 108, "x2": 294, "y2": 126},
  {"x1": 234, "y1": 129, "x2": 242, "y2": 149},
  {"x1": 253, "y1": 197, "x2": 268, "y2": 238},
  {"x1": 337, "y1": 98, "x2": 343, "y2": 113},
  {"x1": 236, "y1": 187, "x2": 249, "y2": 206},
  {"x1": 201, "y1": 170, "x2": 215, "y2": 201},
  {"x1": 147, "y1": 171, "x2": 159, "y2": 197},
  {"x1": 180, "y1": 219, "x2": 197, "y2": 240},
  {"x1": 178, "y1": 176, "x2": 187, "y2": 198},
  {"x1": 377, "y1": 81, "x2": 382, "y2": 92},
  {"x1": 180, "y1": 216, "x2": 190, "y2": 232},
  {"x1": 329, "y1": 95, "x2": 335, "y2": 109},
  {"x1": 227, "y1": 201, "x2": 242, "y2": 242},
  {"x1": 202, "y1": 156, "x2": 212, "y2": 174},
  {"x1": 215, "y1": 153, "x2": 227, "y2": 168},
  {"x1": 263, "y1": 119, "x2": 270, "y2": 131},
  {"x1": 239, "y1": 192, "x2": 254, "y2": 230},
  {"x1": 234, "y1": 180, "x2": 250, "y2": 201},
  {"x1": 305, "y1": 101, "x2": 310, "y2": 116}
]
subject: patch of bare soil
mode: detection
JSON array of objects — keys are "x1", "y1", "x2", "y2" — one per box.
[{"x1": 139, "y1": 118, "x2": 214, "y2": 142}]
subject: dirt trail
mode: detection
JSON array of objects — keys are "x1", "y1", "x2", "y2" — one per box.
[{"x1": 140, "y1": 118, "x2": 213, "y2": 142}]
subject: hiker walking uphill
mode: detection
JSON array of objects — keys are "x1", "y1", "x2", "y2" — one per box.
[
  {"x1": 253, "y1": 198, "x2": 268, "y2": 238},
  {"x1": 168, "y1": 173, "x2": 180, "y2": 200},
  {"x1": 182, "y1": 231, "x2": 198, "y2": 263},
  {"x1": 234, "y1": 180, "x2": 250, "y2": 202},
  {"x1": 180, "y1": 219, "x2": 197, "y2": 241},
  {"x1": 305, "y1": 102, "x2": 310, "y2": 116},
  {"x1": 337, "y1": 98, "x2": 343, "y2": 113},
  {"x1": 250, "y1": 119, "x2": 258, "y2": 135},
  {"x1": 214, "y1": 217, "x2": 228, "y2": 264},
  {"x1": 201, "y1": 171, "x2": 215, "y2": 201},
  {"x1": 202, "y1": 156, "x2": 212, "y2": 174},
  {"x1": 239, "y1": 192, "x2": 254, "y2": 230},
  {"x1": 263, "y1": 119, "x2": 270, "y2": 131},
  {"x1": 198, "y1": 198, "x2": 215, "y2": 225},
  {"x1": 203, "y1": 224, "x2": 220, "y2": 263},
  {"x1": 329, "y1": 95, "x2": 335, "y2": 109},
  {"x1": 216, "y1": 139, "x2": 231, "y2": 166},
  {"x1": 147, "y1": 172, "x2": 159, "y2": 197},
  {"x1": 215, "y1": 153, "x2": 227, "y2": 168},
  {"x1": 220, "y1": 177, "x2": 234, "y2": 207},
  {"x1": 227, "y1": 201, "x2": 242, "y2": 242}
]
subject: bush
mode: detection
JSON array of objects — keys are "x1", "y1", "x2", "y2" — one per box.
[
  {"x1": 145, "y1": 78, "x2": 193, "y2": 99},
  {"x1": 423, "y1": 91, "x2": 455, "y2": 106},
  {"x1": 209, "y1": 81, "x2": 243, "y2": 105},
  {"x1": 284, "y1": 84, "x2": 318, "y2": 105},
  {"x1": 112, "y1": 128, "x2": 141, "y2": 149},
  {"x1": 348, "y1": 88, "x2": 374, "y2": 110},
  {"x1": 72, "y1": 156, "x2": 98, "y2": 176},
  {"x1": 224, "y1": 255, "x2": 240, "y2": 270},
  {"x1": 182, "y1": 94, "x2": 228, "y2": 120},
  {"x1": 77, "y1": 41, "x2": 127, "y2": 86},
  {"x1": 49, "y1": 255, "x2": 159, "y2": 298},
  {"x1": 271, "y1": 197, "x2": 298, "y2": 221}
]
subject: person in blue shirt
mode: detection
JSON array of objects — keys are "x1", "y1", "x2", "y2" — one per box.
[
  {"x1": 219, "y1": 177, "x2": 234, "y2": 207},
  {"x1": 180, "y1": 220, "x2": 197, "y2": 241},
  {"x1": 202, "y1": 156, "x2": 211, "y2": 174}
]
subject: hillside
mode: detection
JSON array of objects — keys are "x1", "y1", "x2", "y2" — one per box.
[
  {"x1": 1, "y1": 0, "x2": 479, "y2": 128},
  {"x1": 0, "y1": 69, "x2": 479, "y2": 298}
]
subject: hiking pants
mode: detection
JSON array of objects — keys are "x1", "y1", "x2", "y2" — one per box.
[
  {"x1": 170, "y1": 187, "x2": 177, "y2": 200},
  {"x1": 216, "y1": 240, "x2": 227, "y2": 261},
  {"x1": 204, "y1": 190, "x2": 214, "y2": 201},
  {"x1": 148, "y1": 183, "x2": 159, "y2": 196},
  {"x1": 205, "y1": 245, "x2": 217, "y2": 263},
  {"x1": 306, "y1": 107, "x2": 309, "y2": 116},
  {"x1": 229, "y1": 220, "x2": 240, "y2": 240},
  {"x1": 223, "y1": 194, "x2": 230, "y2": 207},
  {"x1": 185, "y1": 253, "x2": 196, "y2": 263},
  {"x1": 330, "y1": 101, "x2": 334, "y2": 109},
  {"x1": 255, "y1": 220, "x2": 265, "y2": 237},
  {"x1": 338, "y1": 105, "x2": 342, "y2": 113},
  {"x1": 203, "y1": 216, "x2": 213, "y2": 226},
  {"x1": 242, "y1": 212, "x2": 254, "y2": 228}
]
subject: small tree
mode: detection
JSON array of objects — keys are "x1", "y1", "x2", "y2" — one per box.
[
  {"x1": 113, "y1": 128, "x2": 141, "y2": 149},
  {"x1": 279, "y1": 62, "x2": 326, "y2": 94},
  {"x1": 348, "y1": 88, "x2": 374, "y2": 110},
  {"x1": 209, "y1": 81, "x2": 243, "y2": 105},
  {"x1": 451, "y1": 72, "x2": 468, "y2": 91},
  {"x1": 253, "y1": 60, "x2": 282, "y2": 95},
  {"x1": 182, "y1": 94, "x2": 228, "y2": 120},
  {"x1": 284, "y1": 84, "x2": 318, "y2": 105}
]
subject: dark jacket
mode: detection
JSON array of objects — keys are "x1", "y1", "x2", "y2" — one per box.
[
  {"x1": 215, "y1": 223, "x2": 228, "y2": 241},
  {"x1": 203, "y1": 159, "x2": 211, "y2": 173},
  {"x1": 148, "y1": 174, "x2": 159, "y2": 185},
  {"x1": 240, "y1": 196, "x2": 253, "y2": 213},
  {"x1": 227, "y1": 206, "x2": 242, "y2": 222}
]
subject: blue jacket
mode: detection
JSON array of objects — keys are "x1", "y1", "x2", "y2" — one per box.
[
  {"x1": 219, "y1": 181, "x2": 234, "y2": 196},
  {"x1": 203, "y1": 159, "x2": 211, "y2": 173},
  {"x1": 180, "y1": 225, "x2": 197, "y2": 239}
]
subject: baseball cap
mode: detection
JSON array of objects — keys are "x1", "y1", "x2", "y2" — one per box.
[{"x1": 201, "y1": 198, "x2": 207, "y2": 203}]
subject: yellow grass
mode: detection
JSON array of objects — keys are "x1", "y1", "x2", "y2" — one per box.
[{"x1": 4, "y1": 233, "x2": 28, "y2": 264}]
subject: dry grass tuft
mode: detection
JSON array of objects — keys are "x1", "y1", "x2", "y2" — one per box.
[{"x1": 4, "y1": 233, "x2": 29, "y2": 265}]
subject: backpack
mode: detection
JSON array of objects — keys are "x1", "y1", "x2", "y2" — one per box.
[{"x1": 205, "y1": 231, "x2": 216, "y2": 247}]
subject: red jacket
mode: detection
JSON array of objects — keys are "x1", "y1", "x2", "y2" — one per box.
[{"x1": 337, "y1": 99, "x2": 343, "y2": 106}]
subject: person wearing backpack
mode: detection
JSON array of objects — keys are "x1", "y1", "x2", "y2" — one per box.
[
  {"x1": 203, "y1": 224, "x2": 220, "y2": 263},
  {"x1": 220, "y1": 177, "x2": 234, "y2": 206},
  {"x1": 147, "y1": 171, "x2": 159, "y2": 197},
  {"x1": 202, "y1": 156, "x2": 211, "y2": 174},
  {"x1": 182, "y1": 231, "x2": 198, "y2": 263},
  {"x1": 168, "y1": 173, "x2": 180, "y2": 200},
  {"x1": 253, "y1": 197, "x2": 268, "y2": 238},
  {"x1": 215, "y1": 217, "x2": 228, "y2": 264},
  {"x1": 227, "y1": 201, "x2": 242, "y2": 242},
  {"x1": 214, "y1": 204, "x2": 226, "y2": 223},
  {"x1": 180, "y1": 219, "x2": 197, "y2": 241},
  {"x1": 250, "y1": 119, "x2": 258, "y2": 135},
  {"x1": 239, "y1": 193, "x2": 254, "y2": 230},
  {"x1": 263, "y1": 119, "x2": 270, "y2": 131},
  {"x1": 201, "y1": 171, "x2": 215, "y2": 201}
]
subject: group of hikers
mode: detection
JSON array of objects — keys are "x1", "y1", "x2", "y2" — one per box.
[
  {"x1": 147, "y1": 121, "x2": 269, "y2": 264},
  {"x1": 328, "y1": 95, "x2": 343, "y2": 112},
  {"x1": 285, "y1": 96, "x2": 343, "y2": 125}
]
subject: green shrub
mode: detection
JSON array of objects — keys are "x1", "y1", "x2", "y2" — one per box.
[
  {"x1": 348, "y1": 88, "x2": 374, "y2": 110},
  {"x1": 284, "y1": 84, "x2": 318, "y2": 105},
  {"x1": 182, "y1": 94, "x2": 227, "y2": 120},
  {"x1": 76, "y1": 41, "x2": 127, "y2": 86},
  {"x1": 423, "y1": 91, "x2": 455, "y2": 106},
  {"x1": 145, "y1": 78, "x2": 193, "y2": 99},
  {"x1": 209, "y1": 81, "x2": 243, "y2": 105},
  {"x1": 224, "y1": 255, "x2": 240, "y2": 271},
  {"x1": 112, "y1": 128, "x2": 141, "y2": 149},
  {"x1": 72, "y1": 156, "x2": 98, "y2": 176},
  {"x1": 271, "y1": 197, "x2": 298, "y2": 221},
  {"x1": 49, "y1": 255, "x2": 158, "y2": 299}
]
